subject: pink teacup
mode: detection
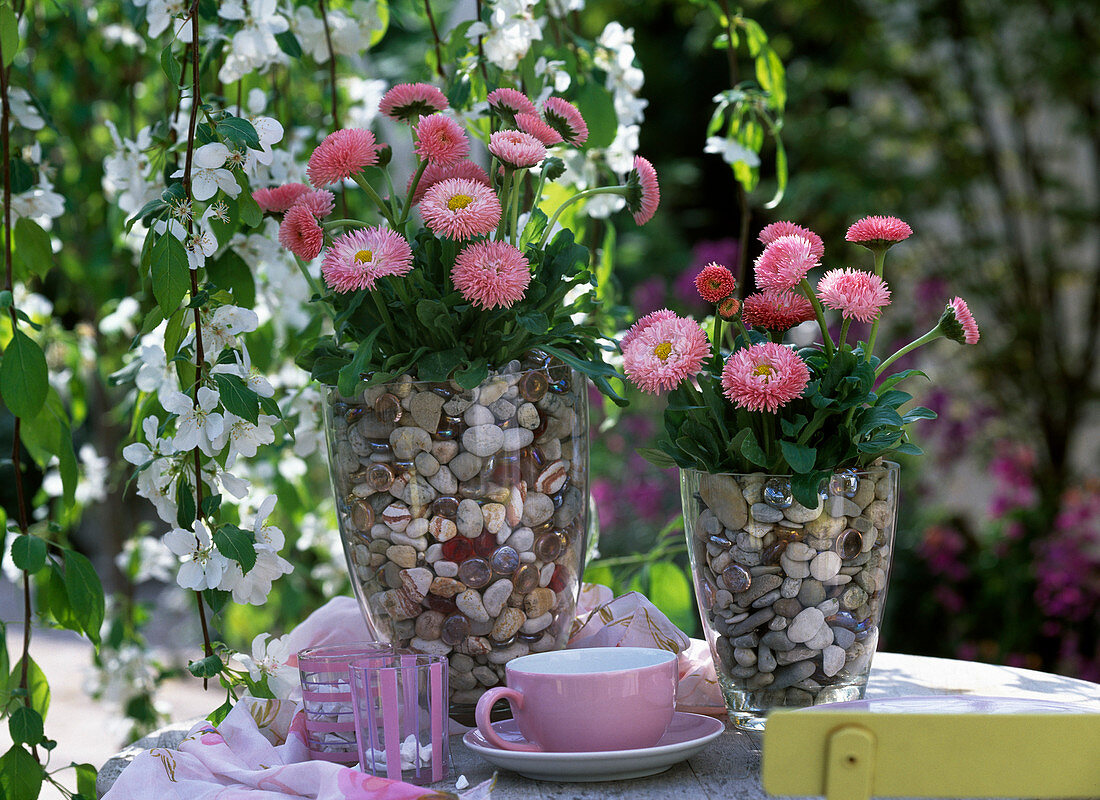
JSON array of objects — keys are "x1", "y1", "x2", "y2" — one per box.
[{"x1": 473, "y1": 647, "x2": 679, "y2": 752}]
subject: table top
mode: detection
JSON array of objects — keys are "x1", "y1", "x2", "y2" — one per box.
[{"x1": 96, "y1": 652, "x2": 1100, "y2": 799}]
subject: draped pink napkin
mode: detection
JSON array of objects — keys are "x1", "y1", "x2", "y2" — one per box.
[{"x1": 105, "y1": 586, "x2": 724, "y2": 799}]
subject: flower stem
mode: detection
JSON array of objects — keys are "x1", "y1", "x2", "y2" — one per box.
[
  {"x1": 496, "y1": 168, "x2": 513, "y2": 239},
  {"x1": 838, "y1": 317, "x2": 851, "y2": 349},
  {"x1": 538, "y1": 185, "x2": 627, "y2": 249},
  {"x1": 799, "y1": 277, "x2": 834, "y2": 358},
  {"x1": 711, "y1": 314, "x2": 723, "y2": 370},
  {"x1": 293, "y1": 255, "x2": 326, "y2": 302},
  {"x1": 371, "y1": 289, "x2": 399, "y2": 342},
  {"x1": 400, "y1": 158, "x2": 429, "y2": 228},
  {"x1": 353, "y1": 173, "x2": 396, "y2": 226},
  {"x1": 875, "y1": 326, "x2": 942, "y2": 378},
  {"x1": 321, "y1": 218, "x2": 369, "y2": 231},
  {"x1": 865, "y1": 249, "x2": 888, "y2": 355}
]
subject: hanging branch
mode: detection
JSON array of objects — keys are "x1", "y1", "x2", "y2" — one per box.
[
  {"x1": 423, "y1": 0, "x2": 446, "y2": 80},
  {"x1": 317, "y1": 0, "x2": 341, "y2": 130},
  {"x1": 716, "y1": 0, "x2": 751, "y2": 297}
]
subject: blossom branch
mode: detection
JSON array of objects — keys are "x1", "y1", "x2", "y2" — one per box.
[{"x1": 423, "y1": 0, "x2": 446, "y2": 80}]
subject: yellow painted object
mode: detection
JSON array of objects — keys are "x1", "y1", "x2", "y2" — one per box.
[{"x1": 763, "y1": 709, "x2": 1100, "y2": 799}]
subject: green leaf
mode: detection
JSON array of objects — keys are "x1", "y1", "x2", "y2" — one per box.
[
  {"x1": 201, "y1": 493, "x2": 222, "y2": 518},
  {"x1": 62, "y1": 550, "x2": 105, "y2": 647},
  {"x1": 236, "y1": 171, "x2": 262, "y2": 228},
  {"x1": 13, "y1": 218, "x2": 51, "y2": 278},
  {"x1": 213, "y1": 524, "x2": 256, "y2": 573},
  {"x1": 207, "y1": 250, "x2": 256, "y2": 307},
  {"x1": 416, "y1": 347, "x2": 465, "y2": 383},
  {"x1": 336, "y1": 327, "x2": 383, "y2": 396},
  {"x1": 791, "y1": 470, "x2": 827, "y2": 510},
  {"x1": 216, "y1": 117, "x2": 261, "y2": 150},
  {"x1": 637, "y1": 447, "x2": 679, "y2": 469},
  {"x1": 10, "y1": 536, "x2": 46, "y2": 573},
  {"x1": 0, "y1": 745, "x2": 43, "y2": 800},
  {"x1": 779, "y1": 440, "x2": 817, "y2": 474},
  {"x1": 8, "y1": 707, "x2": 42, "y2": 745},
  {"x1": 1, "y1": 329, "x2": 48, "y2": 418},
  {"x1": 875, "y1": 389, "x2": 913, "y2": 409},
  {"x1": 0, "y1": 4, "x2": 18, "y2": 67},
  {"x1": 188, "y1": 654, "x2": 224, "y2": 679},
  {"x1": 74, "y1": 763, "x2": 97, "y2": 799},
  {"x1": 901, "y1": 406, "x2": 938, "y2": 423},
  {"x1": 516, "y1": 311, "x2": 548, "y2": 334},
  {"x1": 213, "y1": 371, "x2": 260, "y2": 425},
  {"x1": 740, "y1": 431, "x2": 769, "y2": 467},
  {"x1": 45, "y1": 564, "x2": 81, "y2": 636},
  {"x1": 275, "y1": 29, "x2": 302, "y2": 57},
  {"x1": 8, "y1": 157, "x2": 33, "y2": 194},
  {"x1": 647, "y1": 561, "x2": 696, "y2": 633},
  {"x1": 455, "y1": 359, "x2": 488, "y2": 390},
  {"x1": 175, "y1": 477, "x2": 196, "y2": 530},
  {"x1": 574, "y1": 80, "x2": 618, "y2": 149},
  {"x1": 893, "y1": 442, "x2": 924, "y2": 456},
  {"x1": 8, "y1": 657, "x2": 49, "y2": 718},
  {"x1": 160, "y1": 44, "x2": 182, "y2": 86},
  {"x1": 202, "y1": 588, "x2": 231, "y2": 616},
  {"x1": 150, "y1": 234, "x2": 190, "y2": 315},
  {"x1": 876, "y1": 368, "x2": 929, "y2": 394}
]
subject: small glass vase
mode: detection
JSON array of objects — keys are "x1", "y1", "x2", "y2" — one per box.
[
  {"x1": 680, "y1": 462, "x2": 899, "y2": 731},
  {"x1": 323, "y1": 354, "x2": 590, "y2": 722}
]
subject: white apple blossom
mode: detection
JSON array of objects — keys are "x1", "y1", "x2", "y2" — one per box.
[
  {"x1": 136, "y1": 0, "x2": 193, "y2": 43},
  {"x1": 116, "y1": 536, "x2": 177, "y2": 584},
  {"x1": 341, "y1": 77, "x2": 387, "y2": 131},
  {"x1": 212, "y1": 463, "x2": 251, "y2": 499},
  {"x1": 215, "y1": 412, "x2": 278, "y2": 467},
  {"x1": 219, "y1": 547, "x2": 293, "y2": 605},
  {"x1": 99, "y1": 296, "x2": 142, "y2": 337},
  {"x1": 218, "y1": 0, "x2": 290, "y2": 83},
  {"x1": 123, "y1": 415, "x2": 172, "y2": 466},
  {"x1": 134, "y1": 457, "x2": 180, "y2": 524},
  {"x1": 237, "y1": 634, "x2": 299, "y2": 697},
  {"x1": 704, "y1": 136, "x2": 761, "y2": 168},
  {"x1": 292, "y1": 1, "x2": 385, "y2": 62},
  {"x1": 9, "y1": 88, "x2": 44, "y2": 131},
  {"x1": 164, "y1": 520, "x2": 230, "y2": 590},
  {"x1": 467, "y1": 0, "x2": 544, "y2": 71},
  {"x1": 161, "y1": 386, "x2": 224, "y2": 456},
  {"x1": 211, "y1": 350, "x2": 275, "y2": 398},
  {"x1": 172, "y1": 143, "x2": 240, "y2": 202},
  {"x1": 135, "y1": 340, "x2": 173, "y2": 395},
  {"x1": 241, "y1": 116, "x2": 284, "y2": 175},
  {"x1": 201, "y1": 304, "x2": 259, "y2": 354},
  {"x1": 534, "y1": 57, "x2": 570, "y2": 101},
  {"x1": 185, "y1": 206, "x2": 219, "y2": 269},
  {"x1": 547, "y1": 0, "x2": 584, "y2": 16},
  {"x1": 11, "y1": 175, "x2": 65, "y2": 227}
]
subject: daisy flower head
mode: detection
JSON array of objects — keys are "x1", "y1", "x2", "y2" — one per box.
[
  {"x1": 408, "y1": 160, "x2": 492, "y2": 205},
  {"x1": 487, "y1": 88, "x2": 538, "y2": 125},
  {"x1": 939, "y1": 296, "x2": 980, "y2": 345},
  {"x1": 625, "y1": 156, "x2": 660, "y2": 225},
  {"x1": 623, "y1": 315, "x2": 710, "y2": 394},
  {"x1": 816, "y1": 268, "x2": 892, "y2": 323},
  {"x1": 515, "y1": 112, "x2": 564, "y2": 146},
  {"x1": 845, "y1": 215, "x2": 913, "y2": 250},
  {"x1": 452, "y1": 240, "x2": 531, "y2": 309},
  {"x1": 488, "y1": 130, "x2": 547, "y2": 169},
  {"x1": 307, "y1": 129, "x2": 380, "y2": 188},
  {"x1": 754, "y1": 234, "x2": 819, "y2": 291},
  {"x1": 621, "y1": 308, "x2": 678, "y2": 352},
  {"x1": 695, "y1": 262, "x2": 736, "y2": 303},
  {"x1": 721, "y1": 342, "x2": 810, "y2": 413},
  {"x1": 321, "y1": 226, "x2": 414, "y2": 293},
  {"x1": 414, "y1": 114, "x2": 470, "y2": 167},
  {"x1": 759, "y1": 221, "x2": 825, "y2": 261},
  {"x1": 419, "y1": 177, "x2": 502, "y2": 241},
  {"x1": 717, "y1": 297, "x2": 741, "y2": 319},
  {"x1": 278, "y1": 204, "x2": 324, "y2": 261},
  {"x1": 742, "y1": 289, "x2": 816, "y2": 331},
  {"x1": 293, "y1": 188, "x2": 335, "y2": 219},
  {"x1": 253, "y1": 182, "x2": 309, "y2": 214},
  {"x1": 541, "y1": 97, "x2": 588, "y2": 146},
  {"x1": 379, "y1": 82, "x2": 449, "y2": 123}
]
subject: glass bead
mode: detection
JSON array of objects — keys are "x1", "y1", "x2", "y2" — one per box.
[
  {"x1": 548, "y1": 566, "x2": 568, "y2": 592},
  {"x1": 441, "y1": 537, "x2": 474, "y2": 562},
  {"x1": 491, "y1": 634, "x2": 517, "y2": 648},
  {"x1": 349, "y1": 500, "x2": 374, "y2": 531},
  {"x1": 826, "y1": 611, "x2": 858, "y2": 630},
  {"x1": 374, "y1": 393, "x2": 402, "y2": 424},
  {"x1": 490, "y1": 546, "x2": 520, "y2": 575},
  {"x1": 457, "y1": 558, "x2": 492, "y2": 588},
  {"x1": 425, "y1": 595, "x2": 457, "y2": 614},
  {"x1": 707, "y1": 534, "x2": 733, "y2": 549},
  {"x1": 332, "y1": 401, "x2": 349, "y2": 417},
  {"x1": 534, "y1": 531, "x2": 565, "y2": 561},
  {"x1": 368, "y1": 441, "x2": 392, "y2": 456},
  {"x1": 346, "y1": 406, "x2": 365, "y2": 424},
  {"x1": 490, "y1": 454, "x2": 522, "y2": 484},
  {"x1": 431, "y1": 383, "x2": 455, "y2": 399},
  {"x1": 763, "y1": 478, "x2": 793, "y2": 509},
  {"x1": 366, "y1": 463, "x2": 395, "y2": 492},
  {"x1": 699, "y1": 578, "x2": 716, "y2": 609},
  {"x1": 835, "y1": 528, "x2": 864, "y2": 560},
  {"x1": 517, "y1": 631, "x2": 542, "y2": 644},
  {"x1": 431, "y1": 496, "x2": 459, "y2": 518},
  {"x1": 441, "y1": 613, "x2": 471, "y2": 645},
  {"x1": 518, "y1": 371, "x2": 549, "y2": 402},
  {"x1": 513, "y1": 564, "x2": 539, "y2": 593},
  {"x1": 523, "y1": 349, "x2": 551, "y2": 369},
  {"x1": 722, "y1": 564, "x2": 752, "y2": 593},
  {"x1": 761, "y1": 540, "x2": 787, "y2": 565},
  {"x1": 829, "y1": 469, "x2": 859, "y2": 498},
  {"x1": 473, "y1": 530, "x2": 497, "y2": 558}
]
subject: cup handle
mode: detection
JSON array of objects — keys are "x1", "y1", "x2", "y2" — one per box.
[{"x1": 474, "y1": 687, "x2": 542, "y2": 752}]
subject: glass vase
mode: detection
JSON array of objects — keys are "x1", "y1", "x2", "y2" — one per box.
[{"x1": 680, "y1": 462, "x2": 899, "y2": 731}]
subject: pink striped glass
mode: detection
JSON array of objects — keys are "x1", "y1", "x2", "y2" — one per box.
[{"x1": 349, "y1": 653, "x2": 450, "y2": 785}]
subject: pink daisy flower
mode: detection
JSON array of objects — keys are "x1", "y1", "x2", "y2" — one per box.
[
  {"x1": 721, "y1": 342, "x2": 810, "y2": 413},
  {"x1": 695, "y1": 262, "x2": 736, "y2": 303},
  {"x1": 515, "y1": 112, "x2": 564, "y2": 146},
  {"x1": 742, "y1": 290, "x2": 816, "y2": 331},
  {"x1": 408, "y1": 160, "x2": 492, "y2": 205},
  {"x1": 321, "y1": 226, "x2": 414, "y2": 293},
  {"x1": 759, "y1": 221, "x2": 825, "y2": 261},
  {"x1": 621, "y1": 308, "x2": 678, "y2": 352},
  {"x1": 488, "y1": 130, "x2": 547, "y2": 169},
  {"x1": 419, "y1": 177, "x2": 502, "y2": 241},
  {"x1": 816, "y1": 268, "x2": 892, "y2": 323},
  {"x1": 717, "y1": 297, "x2": 741, "y2": 319},
  {"x1": 379, "y1": 82, "x2": 449, "y2": 123},
  {"x1": 623, "y1": 315, "x2": 710, "y2": 394},
  {"x1": 414, "y1": 114, "x2": 470, "y2": 167},
  {"x1": 541, "y1": 97, "x2": 589, "y2": 146},
  {"x1": 487, "y1": 88, "x2": 538, "y2": 123},
  {"x1": 253, "y1": 183, "x2": 309, "y2": 214},
  {"x1": 278, "y1": 204, "x2": 324, "y2": 261},
  {"x1": 940, "y1": 296, "x2": 980, "y2": 345},
  {"x1": 307, "y1": 129, "x2": 381, "y2": 188},
  {"x1": 754, "y1": 235, "x2": 819, "y2": 291},
  {"x1": 845, "y1": 215, "x2": 913, "y2": 248},
  {"x1": 293, "y1": 189, "x2": 336, "y2": 219},
  {"x1": 626, "y1": 156, "x2": 660, "y2": 226},
  {"x1": 452, "y1": 240, "x2": 531, "y2": 309}
]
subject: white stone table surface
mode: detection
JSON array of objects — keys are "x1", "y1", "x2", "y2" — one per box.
[{"x1": 97, "y1": 652, "x2": 1100, "y2": 798}]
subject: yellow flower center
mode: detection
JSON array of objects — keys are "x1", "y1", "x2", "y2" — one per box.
[
  {"x1": 653, "y1": 341, "x2": 673, "y2": 361},
  {"x1": 753, "y1": 363, "x2": 776, "y2": 380},
  {"x1": 447, "y1": 194, "x2": 474, "y2": 211},
  {"x1": 354, "y1": 249, "x2": 374, "y2": 264}
]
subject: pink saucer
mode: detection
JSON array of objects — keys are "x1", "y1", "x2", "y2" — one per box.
[{"x1": 462, "y1": 711, "x2": 725, "y2": 782}]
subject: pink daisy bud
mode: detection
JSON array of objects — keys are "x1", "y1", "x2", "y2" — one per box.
[
  {"x1": 717, "y1": 297, "x2": 741, "y2": 319},
  {"x1": 939, "y1": 296, "x2": 980, "y2": 345},
  {"x1": 816, "y1": 267, "x2": 892, "y2": 323},
  {"x1": 754, "y1": 235, "x2": 819, "y2": 291},
  {"x1": 742, "y1": 290, "x2": 816, "y2": 331},
  {"x1": 253, "y1": 182, "x2": 309, "y2": 214},
  {"x1": 487, "y1": 88, "x2": 538, "y2": 123},
  {"x1": 626, "y1": 156, "x2": 660, "y2": 226},
  {"x1": 623, "y1": 315, "x2": 710, "y2": 394},
  {"x1": 408, "y1": 160, "x2": 492, "y2": 205},
  {"x1": 759, "y1": 221, "x2": 825, "y2": 261},
  {"x1": 419, "y1": 177, "x2": 502, "y2": 241},
  {"x1": 621, "y1": 308, "x2": 678, "y2": 353},
  {"x1": 294, "y1": 189, "x2": 336, "y2": 219},
  {"x1": 452, "y1": 240, "x2": 531, "y2": 310},
  {"x1": 379, "y1": 82, "x2": 449, "y2": 122},
  {"x1": 721, "y1": 342, "x2": 811, "y2": 413},
  {"x1": 845, "y1": 215, "x2": 913, "y2": 249},
  {"x1": 515, "y1": 112, "x2": 564, "y2": 146},
  {"x1": 695, "y1": 262, "x2": 736, "y2": 303},
  {"x1": 541, "y1": 96, "x2": 589, "y2": 146},
  {"x1": 307, "y1": 129, "x2": 381, "y2": 188},
  {"x1": 278, "y1": 204, "x2": 325, "y2": 261},
  {"x1": 415, "y1": 114, "x2": 470, "y2": 167},
  {"x1": 320, "y1": 226, "x2": 414, "y2": 293},
  {"x1": 488, "y1": 130, "x2": 547, "y2": 169}
]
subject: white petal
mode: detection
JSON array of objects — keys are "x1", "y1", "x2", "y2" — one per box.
[
  {"x1": 164, "y1": 528, "x2": 196, "y2": 557},
  {"x1": 197, "y1": 385, "x2": 221, "y2": 412},
  {"x1": 194, "y1": 142, "x2": 231, "y2": 169},
  {"x1": 191, "y1": 171, "x2": 219, "y2": 202}
]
